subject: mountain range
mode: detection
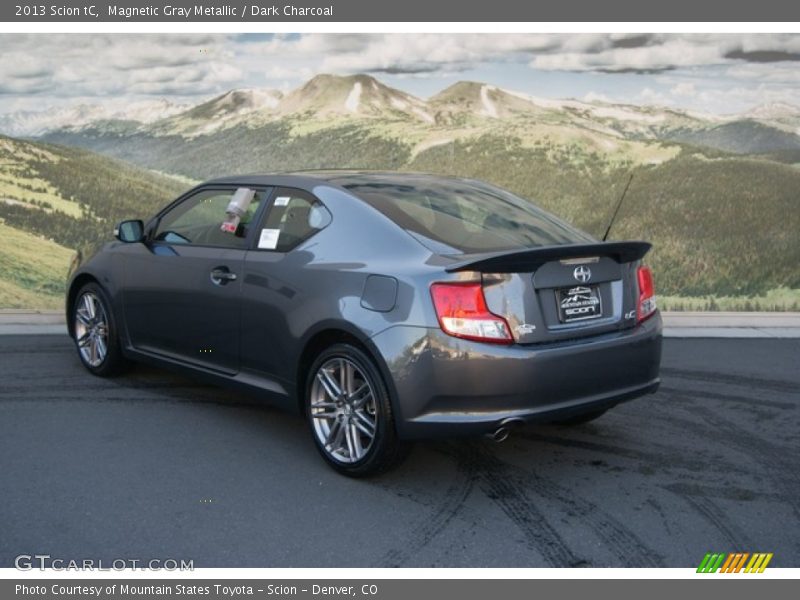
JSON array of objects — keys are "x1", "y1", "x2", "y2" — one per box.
[
  {"x1": 4, "y1": 73, "x2": 800, "y2": 155},
  {"x1": 0, "y1": 98, "x2": 190, "y2": 138}
]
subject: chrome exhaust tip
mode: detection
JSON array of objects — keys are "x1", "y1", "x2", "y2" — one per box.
[
  {"x1": 486, "y1": 418, "x2": 525, "y2": 443},
  {"x1": 488, "y1": 427, "x2": 511, "y2": 443}
]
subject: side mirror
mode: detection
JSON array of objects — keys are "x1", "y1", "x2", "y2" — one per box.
[{"x1": 115, "y1": 219, "x2": 144, "y2": 243}]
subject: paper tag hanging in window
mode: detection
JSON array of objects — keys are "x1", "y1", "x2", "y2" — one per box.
[
  {"x1": 274, "y1": 196, "x2": 291, "y2": 207},
  {"x1": 258, "y1": 228, "x2": 281, "y2": 250}
]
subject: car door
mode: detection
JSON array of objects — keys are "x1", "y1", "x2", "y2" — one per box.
[
  {"x1": 239, "y1": 187, "x2": 332, "y2": 382},
  {"x1": 120, "y1": 186, "x2": 269, "y2": 374}
]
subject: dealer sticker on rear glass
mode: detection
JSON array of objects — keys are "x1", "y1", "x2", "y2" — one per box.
[{"x1": 258, "y1": 228, "x2": 280, "y2": 249}]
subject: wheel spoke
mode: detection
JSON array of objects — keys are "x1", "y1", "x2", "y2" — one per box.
[
  {"x1": 348, "y1": 423, "x2": 363, "y2": 459},
  {"x1": 346, "y1": 361, "x2": 358, "y2": 395},
  {"x1": 312, "y1": 405, "x2": 339, "y2": 419},
  {"x1": 316, "y1": 369, "x2": 341, "y2": 400},
  {"x1": 325, "y1": 418, "x2": 344, "y2": 449},
  {"x1": 83, "y1": 294, "x2": 96, "y2": 319},
  {"x1": 345, "y1": 423, "x2": 356, "y2": 459},
  {"x1": 338, "y1": 358, "x2": 348, "y2": 394},
  {"x1": 77, "y1": 332, "x2": 91, "y2": 348},
  {"x1": 353, "y1": 416, "x2": 375, "y2": 439},
  {"x1": 95, "y1": 336, "x2": 107, "y2": 361},
  {"x1": 354, "y1": 409, "x2": 375, "y2": 433},
  {"x1": 75, "y1": 309, "x2": 92, "y2": 327},
  {"x1": 314, "y1": 411, "x2": 338, "y2": 419},
  {"x1": 351, "y1": 387, "x2": 373, "y2": 409},
  {"x1": 349, "y1": 381, "x2": 367, "y2": 399},
  {"x1": 311, "y1": 401, "x2": 337, "y2": 410}
]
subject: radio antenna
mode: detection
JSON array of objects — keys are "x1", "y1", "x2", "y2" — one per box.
[{"x1": 602, "y1": 172, "x2": 634, "y2": 242}]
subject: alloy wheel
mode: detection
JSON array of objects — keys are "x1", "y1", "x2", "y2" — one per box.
[
  {"x1": 74, "y1": 292, "x2": 109, "y2": 368},
  {"x1": 310, "y1": 357, "x2": 378, "y2": 464}
]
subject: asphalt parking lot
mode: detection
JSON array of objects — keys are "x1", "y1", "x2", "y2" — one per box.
[{"x1": 0, "y1": 335, "x2": 797, "y2": 568}]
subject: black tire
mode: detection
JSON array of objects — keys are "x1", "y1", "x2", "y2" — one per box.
[
  {"x1": 71, "y1": 282, "x2": 129, "y2": 377},
  {"x1": 305, "y1": 343, "x2": 408, "y2": 477},
  {"x1": 552, "y1": 409, "x2": 608, "y2": 426}
]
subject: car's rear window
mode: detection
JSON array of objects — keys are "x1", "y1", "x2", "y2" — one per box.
[{"x1": 342, "y1": 177, "x2": 594, "y2": 254}]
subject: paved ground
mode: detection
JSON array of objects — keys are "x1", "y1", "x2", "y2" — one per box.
[{"x1": 0, "y1": 335, "x2": 797, "y2": 568}]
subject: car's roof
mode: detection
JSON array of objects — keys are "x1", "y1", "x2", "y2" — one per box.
[{"x1": 205, "y1": 170, "x2": 472, "y2": 192}]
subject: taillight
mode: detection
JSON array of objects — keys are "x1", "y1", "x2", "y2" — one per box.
[
  {"x1": 430, "y1": 282, "x2": 512, "y2": 344},
  {"x1": 637, "y1": 265, "x2": 657, "y2": 322}
]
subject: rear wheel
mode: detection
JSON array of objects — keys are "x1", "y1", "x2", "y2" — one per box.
[
  {"x1": 72, "y1": 282, "x2": 128, "y2": 377},
  {"x1": 305, "y1": 343, "x2": 407, "y2": 477},
  {"x1": 552, "y1": 409, "x2": 607, "y2": 426}
]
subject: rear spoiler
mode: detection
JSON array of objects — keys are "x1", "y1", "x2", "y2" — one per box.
[{"x1": 444, "y1": 241, "x2": 651, "y2": 273}]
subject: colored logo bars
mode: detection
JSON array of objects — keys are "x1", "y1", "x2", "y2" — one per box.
[{"x1": 697, "y1": 552, "x2": 773, "y2": 573}]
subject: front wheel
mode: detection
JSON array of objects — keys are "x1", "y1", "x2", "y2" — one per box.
[
  {"x1": 305, "y1": 343, "x2": 407, "y2": 477},
  {"x1": 72, "y1": 282, "x2": 128, "y2": 377}
]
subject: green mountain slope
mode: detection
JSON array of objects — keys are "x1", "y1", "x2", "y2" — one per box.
[
  {"x1": 667, "y1": 120, "x2": 800, "y2": 154},
  {"x1": 409, "y1": 137, "x2": 800, "y2": 296},
  {"x1": 0, "y1": 135, "x2": 189, "y2": 307}
]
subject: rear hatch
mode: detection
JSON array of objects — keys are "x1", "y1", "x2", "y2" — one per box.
[{"x1": 445, "y1": 241, "x2": 650, "y2": 344}]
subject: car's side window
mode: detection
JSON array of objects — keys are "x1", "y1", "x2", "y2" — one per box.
[
  {"x1": 153, "y1": 188, "x2": 263, "y2": 248},
  {"x1": 256, "y1": 188, "x2": 331, "y2": 252}
]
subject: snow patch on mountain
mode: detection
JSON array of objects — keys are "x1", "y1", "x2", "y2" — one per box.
[
  {"x1": 589, "y1": 105, "x2": 666, "y2": 124},
  {"x1": 345, "y1": 82, "x2": 362, "y2": 113},
  {"x1": 744, "y1": 102, "x2": 800, "y2": 120},
  {"x1": 412, "y1": 107, "x2": 435, "y2": 124},
  {"x1": 390, "y1": 97, "x2": 408, "y2": 110},
  {"x1": 480, "y1": 86, "x2": 498, "y2": 118}
]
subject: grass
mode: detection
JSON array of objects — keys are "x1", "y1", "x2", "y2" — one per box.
[
  {"x1": 0, "y1": 221, "x2": 74, "y2": 309},
  {"x1": 0, "y1": 137, "x2": 86, "y2": 218},
  {"x1": 660, "y1": 287, "x2": 800, "y2": 312},
  {"x1": 0, "y1": 177, "x2": 85, "y2": 218}
]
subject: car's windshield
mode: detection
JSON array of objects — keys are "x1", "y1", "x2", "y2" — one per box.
[{"x1": 343, "y1": 177, "x2": 594, "y2": 254}]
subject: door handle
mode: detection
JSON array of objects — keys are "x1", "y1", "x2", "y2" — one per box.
[{"x1": 210, "y1": 267, "x2": 237, "y2": 285}]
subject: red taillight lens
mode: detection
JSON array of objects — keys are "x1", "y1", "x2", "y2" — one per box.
[
  {"x1": 637, "y1": 265, "x2": 657, "y2": 322},
  {"x1": 430, "y1": 282, "x2": 513, "y2": 344}
]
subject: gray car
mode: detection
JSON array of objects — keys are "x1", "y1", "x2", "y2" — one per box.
[{"x1": 66, "y1": 171, "x2": 662, "y2": 476}]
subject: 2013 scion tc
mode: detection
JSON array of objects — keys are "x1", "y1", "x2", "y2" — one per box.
[{"x1": 66, "y1": 172, "x2": 662, "y2": 476}]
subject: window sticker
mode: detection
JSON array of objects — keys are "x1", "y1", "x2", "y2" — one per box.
[
  {"x1": 274, "y1": 196, "x2": 291, "y2": 207},
  {"x1": 258, "y1": 228, "x2": 281, "y2": 249}
]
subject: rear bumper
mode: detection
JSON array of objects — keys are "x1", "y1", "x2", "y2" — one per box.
[{"x1": 370, "y1": 313, "x2": 662, "y2": 439}]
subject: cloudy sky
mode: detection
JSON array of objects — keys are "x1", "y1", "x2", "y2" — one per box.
[{"x1": 1, "y1": 33, "x2": 799, "y2": 114}]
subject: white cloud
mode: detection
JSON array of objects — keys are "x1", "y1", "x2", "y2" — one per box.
[
  {"x1": 241, "y1": 34, "x2": 570, "y2": 75},
  {"x1": 671, "y1": 82, "x2": 697, "y2": 97},
  {"x1": 0, "y1": 34, "x2": 234, "y2": 98},
  {"x1": 0, "y1": 33, "x2": 799, "y2": 117},
  {"x1": 725, "y1": 63, "x2": 800, "y2": 84},
  {"x1": 237, "y1": 33, "x2": 800, "y2": 83}
]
